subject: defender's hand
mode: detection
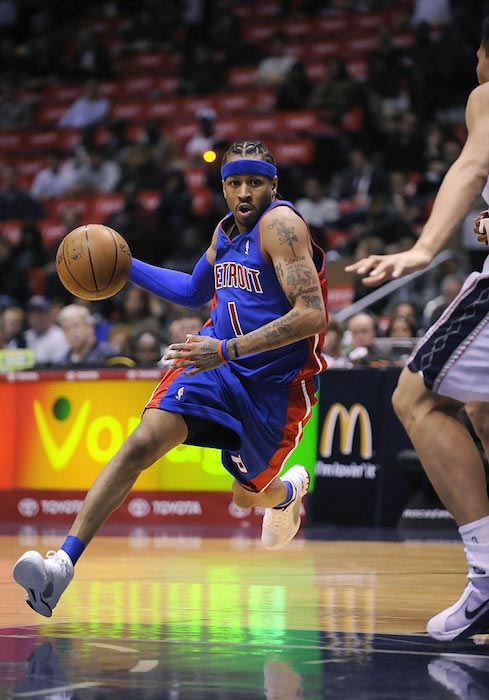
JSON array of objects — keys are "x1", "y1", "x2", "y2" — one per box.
[{"x1": 345, "y1": 249, "x2": 432, "y2": 286}]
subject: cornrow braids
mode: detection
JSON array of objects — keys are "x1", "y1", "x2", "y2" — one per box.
[{"x1": 221, "y1": 140, "x2": 276, "y2": 166}]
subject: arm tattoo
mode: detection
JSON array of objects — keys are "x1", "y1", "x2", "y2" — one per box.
[
  {"x1": 268, "y1": 218, "x2": 299, "y2": 256},
  {"x1": 232, "y1": 339, "x2": 240, "y2": 358},
  {"x1": 285, "y1": 263, "x2": 320, "y2": 305},
  {"x1": 302, "y1": 294, "x2": 324, "y2": 310},
  {"x1": 262, "y1": 311, "x2": 302, "y2": 346},
  {"x1": 275, "y1": 261, "x2": 284, "y2": 283},
  {"x1": 198, "y1": 338, "x2": 222, "y2": 369}
]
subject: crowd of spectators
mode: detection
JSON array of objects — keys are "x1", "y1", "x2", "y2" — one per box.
[{"x1": 1, "y1": 0, "x2": 489, "y2": 369}]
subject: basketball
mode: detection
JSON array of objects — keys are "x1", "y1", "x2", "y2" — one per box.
[{"x1": 56, "y1": 224, "x2": 132, "y2": 300}]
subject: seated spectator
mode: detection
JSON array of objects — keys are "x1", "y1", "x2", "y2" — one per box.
[
  {"x1": 366, "y1": 27, "x2": 410, "y2": 124},
  {"x1": 178, "y1": 42, "x2": 226, "y2": 95},
  {"x1": 410, "y1": 0, "x2": 452, "y2": 27},
  {"x1": 423, "y1": 273, "x2": 464, "y2": 327},
  {"x1": 155, "y1": 169, "x2": 193, "y2": 255},
  {"x1": 0, "y1": 235, "x2": 37, "y2": 303},
  {"x1": 74, "y1": 146, "x2": 121, "y2": 193},
  {"x1": 117, "y1": 285, "x2": 161, "y2": 335},
  {"x1": 2, "y1": 304, "x2": 26, "y2": 348},
  {"x1": 321, "y1": 316, "x2": 344, "y2": 367},
  {"x1": 344, "y1": 194, "x2": 414, "y2": 260},
  {"x1": 294, "y1": 176, "x2": 339, "y2": 240},
  {"x1": 307, "y1": 57, "x2": 365, "y2": 123},
  {"x1": 385, "y1": 314, "x2": 418, "y2": 338},
  {"x1": 130, "y1": 327, "x2": 163, "y2": 367},
  {"x1": 119, "y1": 3, "x2": 180, "y2": 54},
  {"x1": 55, "y1": 150, "x2": 89, "y2": 195},
  {"x1": 380, "y1": 111, "x2": 427, "y2": 173},
  {"x1": 275, "y1": 60, "x2": 312, "y2": 111},
  {"x1": 138, "y1": 120, "x2": 181, "y2": 173},
  {"x1": 254, "y1": 32, "x2": 298, "y2": 89},
  {"x1": 0, "y1": 0, "x2": 18, "y2": 37},
  {"x1": 0, "y1": 165, "x2": 44, "y2": 221},
  {"x1": 161, "y1": 224, "x2": 207, "y2": 274},
  {"x1": 58, "y1": 80, "x2": 111, "y2": 130},
  {"x1": 391, "y1": 301, "x2": 422, "y2": 335},
  {"x1": 12, "y1": 221, "x2": 46, "y2": 287},
  {"x1": 441, "y1": 137, "x2": 462, "y2": 167},
  {"x1": 381, "y1": 314, "x2": 420, "y2": 366},
  {"x1": 103, "y1": 119, "x2": 132, "y2": 165},
  {"x1": 30, "y1": 149, "x2": 74, "y2": 200},
  {"x1": 205, "y1": 0, "x2": 253, "y2": 68},
  {"x1": 66, "y1": 30, "x2": 114, "y2": 81},
  {"x1": 56, "y1": 304, "x2": 115, "y2": 367},
  {"x1": 117, "y1": 143, "x2": 164, "y2": 192},
  {"x1": 389, "y1": 170, "x2": 423, "y2": 229},
  {"x1": 0, "y1": 80, "x2": 31, "y2": 129},
  {"x1": 415, "y1": 157, "x2": 448, "y2": 199},
  {"x1": 24, "y1": 295, "x2": 69, "y2": 366},
  {"x1": 106, "y1": 322, "x2": 132, "y2": 358},
  {"x1": 338, "y1": 147, "x2": 391, "y2": 203},
  {"x1": 105, "y1": 183, "x2": 159, "y2": 264},
  {"x1": 185, "y1": 109, "x2": 219, "y2": 164},
  {"x1": 341, "y1": 312, "x2": 394, "y2": 367}
]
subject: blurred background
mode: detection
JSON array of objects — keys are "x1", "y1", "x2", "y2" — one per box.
[{"x1": 0, "y1": 0, "x2": 488, "y2": 532}]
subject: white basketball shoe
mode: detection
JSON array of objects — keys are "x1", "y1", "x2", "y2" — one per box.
[
  {"x1": 13, "y1": 550, "x2": 74, "y2": 618},
  {"x1": 426, "y1": 577, "x2": 489, "y2": 640},
  {"x1": 261, "y1": 465, "x2": 310, "y2": 550}
]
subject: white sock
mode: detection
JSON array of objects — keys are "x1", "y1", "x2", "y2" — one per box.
[
  {"x1": 460, "y1": 516, "x2": 489, "y2": 579},
  {"x1": 459, "y1": 515, "x2": 489, "y2": 545}
]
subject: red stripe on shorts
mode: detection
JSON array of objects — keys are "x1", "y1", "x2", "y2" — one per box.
[{"x1": 252, "y1": 378, "x2": 316, "y2": 493}]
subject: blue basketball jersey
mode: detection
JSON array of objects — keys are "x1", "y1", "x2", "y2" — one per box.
[{"x1": 201, "y1": 199, "x2": 328, "y2": 383}]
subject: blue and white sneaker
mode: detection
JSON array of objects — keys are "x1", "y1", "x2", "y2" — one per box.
[
  {"x1": 427, "y1": 578, "x2": 489, "y2": 641},
  {"x1": 13, "y1": 550, "x2": 74, "y2": 618}
]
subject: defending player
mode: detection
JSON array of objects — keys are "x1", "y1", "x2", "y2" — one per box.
[
  {"x1": 12, "y1": 140, "x2": 328, "y2": 617},
  {"x1": 345, "y1": 20, "x2": 489, "y2": 641}
]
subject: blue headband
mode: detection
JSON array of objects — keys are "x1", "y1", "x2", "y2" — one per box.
[{"x1": 221, "y1": 159, "x2": 277, "y2": 180}]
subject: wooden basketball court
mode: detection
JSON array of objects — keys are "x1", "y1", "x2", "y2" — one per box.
[{"x1": 1, "y1": 526, "x2": 489, "y2": 698}]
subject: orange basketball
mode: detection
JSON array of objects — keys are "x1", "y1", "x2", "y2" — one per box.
[{"x1": 56, "y1": 224, "x2": 132, "y2": 300}]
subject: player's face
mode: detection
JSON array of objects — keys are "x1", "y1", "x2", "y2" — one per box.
[
  {"x1": 476, "y1": 44, "x2": 489, "y2": 84},
  {"x1": 222, "y1": 168, "x2": 277, "y2": 232}
]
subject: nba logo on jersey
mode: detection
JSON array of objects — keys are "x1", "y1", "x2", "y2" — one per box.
[
  {"x1": 245, "y1": 240, "x2": 250, "y2": 255},
  {"x1": 175, "y1": 387, "x2": 186, "y2": 401}
]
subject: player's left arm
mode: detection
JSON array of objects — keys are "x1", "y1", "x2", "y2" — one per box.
[
  {"x1": 165, "y1": 207, "x2": 326, "y2": 374},
  {"x1": 248, "y1": 205, "x2": 327, "y2": 349}
]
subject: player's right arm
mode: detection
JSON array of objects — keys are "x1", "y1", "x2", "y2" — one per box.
[
  {"x1": 127, "y1": 226, "x2": 218, "y2": 309},
  {"x1": 346, "y1": 82, "x2": 489, "y2": 286}
]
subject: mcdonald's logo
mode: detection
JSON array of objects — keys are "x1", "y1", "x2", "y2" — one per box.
[{"x1": 320, "y1": 403, "x2": 373, "y2": 459}]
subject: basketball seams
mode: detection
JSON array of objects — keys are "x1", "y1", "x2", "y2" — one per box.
[
  {"x1": 101, "y1": 225, "x2": 120, "y2": 292},
  {"x1": 84, "y1": 223, "x2": 100, "y2": 294},
  {"x1": 56, "y1": 224, "x2": 132, "y2": 301},
  {"x1": 60, "y1": 233, "x2": 94, "y2": 296}
]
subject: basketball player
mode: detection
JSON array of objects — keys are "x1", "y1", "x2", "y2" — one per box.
[
  {"x1": 345, "y1": 19, "x2": 489, "y2": 641},
  {"x1": 12, "y1": 141, "x2": 328, "y2": 617}
]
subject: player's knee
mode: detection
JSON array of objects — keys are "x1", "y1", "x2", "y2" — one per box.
[
  {"x1": 118, "y1": 424, "x2": 164, "y2": 474},
  {"x1": 392, "y1": 369, "x2": 426, "y2": 428}
]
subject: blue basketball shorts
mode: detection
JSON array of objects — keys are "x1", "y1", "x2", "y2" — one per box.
[{"x1": 146, "y1": 363, "x2": 317, "y2": 492}]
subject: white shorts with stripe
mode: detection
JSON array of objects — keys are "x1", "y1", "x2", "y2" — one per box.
[{"x1": 408, "y1": 255, "x2": 489, "y2": 403}]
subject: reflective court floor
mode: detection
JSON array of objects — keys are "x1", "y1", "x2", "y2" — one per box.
[{"x1": 1, "y1": 525, "x2": 489, "y2": 699}]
